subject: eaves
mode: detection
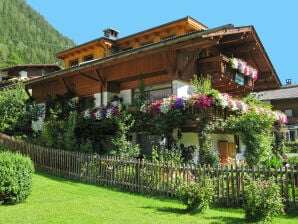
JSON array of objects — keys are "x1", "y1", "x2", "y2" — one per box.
[{"x1": 25, "y1": 24, "x2": 234, "y2": 86}]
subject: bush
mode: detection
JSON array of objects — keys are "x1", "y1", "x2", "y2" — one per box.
[
  {"x1": 284, "y1": 142, "x2": 298, "y2": 153},
  {"x1": 243, "y1": 177, "x2": 284, "y2": 223},
  {"x1": 0, "y1": 151, "x2": 34, "y2": 205},
  {"x1": 0, "y1": 145, "x2": 6, "y2": 152},
  {"x1": 177, "y1": 177, "x2": 213, "y2": 213},
  {"x1": 288, "y1": 155, "x2": 298, "y2": 167}
]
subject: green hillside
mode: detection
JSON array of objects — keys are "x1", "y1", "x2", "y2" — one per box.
[{"x1": 0, "y1": 0, "x2": 75, "y2": 68}]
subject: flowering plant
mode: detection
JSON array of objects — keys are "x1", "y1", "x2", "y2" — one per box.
[
  {"x1": 83, "y1": 92, "x2": 288, "y2": 126},
  {"x1": 217, "y1": 93, "x2": 249, "y2": 112},
  {"x1": 84, "y1": 106, "x2": 120, "y2": 120},
  {"x1": 244, "y1": 177, "x2": 284, "y2": 222},
  {"x1": 140, "y1": 95, "x2": 187, "y2": 115},
  {"x1": 230, "y1": 57, "x2": 258, "y2": 81},
  {"x1": 139, "y1": 92, "x2": 288, "y2": 125},
  {"x1": 189, "y1": 93, "x2": 212, "y2": 110}
]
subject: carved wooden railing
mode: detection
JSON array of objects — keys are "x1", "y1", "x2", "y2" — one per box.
[{"x1": 197, "y1": 54, "x2": 254, "y2": 89}]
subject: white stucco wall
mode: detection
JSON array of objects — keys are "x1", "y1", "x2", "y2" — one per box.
[
  {"x1": 94, "y1": 93, "x2": 102, "y2": 107},
  {"x1": 94, "y1": 89, "x2": 132, "y2": 107},
  {"x1": 179, "y1": 132, "x2": 199, "y2": 163},
  {"x1": 179, "y1": 132, "x2": 247, "y2": 163},
  {"x1": 120, "y1": 89, "x2": 132, "y2": 105},
  {"x1": 172, "y1": 80, "x2": 193, "y2": 98}
]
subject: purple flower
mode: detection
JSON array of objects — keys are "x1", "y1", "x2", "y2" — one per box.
[{"x1": 173, "y1": 97, "x2": 185, "y2": 110}]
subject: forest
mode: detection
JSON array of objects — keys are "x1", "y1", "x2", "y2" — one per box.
[{"x1": 0, "y1": 0, "x2": 75, "y2": 68}]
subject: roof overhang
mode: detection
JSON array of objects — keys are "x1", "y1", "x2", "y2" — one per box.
[
  {"x1": 25, "y1": 24, "x2": 280, "y2": 93},
  {"x1": 25, "y1": 24, "x2": 234, "y2": 87},
  {"x1": 203, "y1": 26, "x2": 281, "y2": 90}
]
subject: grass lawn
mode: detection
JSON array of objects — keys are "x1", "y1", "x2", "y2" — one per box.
[{"x1": 0, "y1": 173, "x2": 297, "y2": 224}]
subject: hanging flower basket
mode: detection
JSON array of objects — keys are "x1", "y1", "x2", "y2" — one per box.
[{"x1": 230, "y1": 57, "x2": 258, "y2": 81}]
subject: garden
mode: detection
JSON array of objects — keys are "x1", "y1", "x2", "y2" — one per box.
[
  {"x1": 0, "y1": 76, "x2": 297, "y2": 223},
  {"x1": 1, "y1": 172, "x2": 297, "y2": 224}
]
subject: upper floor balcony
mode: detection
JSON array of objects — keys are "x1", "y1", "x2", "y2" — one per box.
[{"x1": 196, "y1": 54, "x2": 255, "y2": 96}]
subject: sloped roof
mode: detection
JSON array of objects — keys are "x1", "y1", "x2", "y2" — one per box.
[
  {"x1": 26, "y1": 24, "x2": 234, "y2": 86},
  {"x1": 0, "y1": 64, "x2": 62, "y2": 72},
  {"x1": 256, "y1": 84, "x2": 298, "y2": 100}
]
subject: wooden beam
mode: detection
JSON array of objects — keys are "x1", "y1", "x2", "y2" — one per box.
[
  {"x1": 115, "y1": 69, "x2": 167, "y2": 83},
  {"x1": 78, "y1": 71, "x2": 100, "y2": 82},
  {"x1": 24, "y1": 88, "x2": 33, "y2": 100},
  {"x1": 162, "y1": 50, "x2": 177, "y2": 77},
  {"x1": 179, "y1": 50, "x2": 201, "y2": 76},
  {"x1": 174, "y1": 38, "x2": 216, "y2": 51},
  {"x1": 221, "y1": 41, "x2": 257, "y2": 53},
  {"x1": 61, "y1": 77, "x2": 73, "y2": 92},
  {"x1": 216, "y1": 33, "x2": 247, "y2": 45},
  {"x1": 95, "y1": 68, "x2": 106, "y2": 85}
]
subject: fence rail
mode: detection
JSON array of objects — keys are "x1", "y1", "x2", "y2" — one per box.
[{"x1": 0, "y1": 133, "x2": 297, "y2": 210}]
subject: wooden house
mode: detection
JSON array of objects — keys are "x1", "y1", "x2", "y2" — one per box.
[
  {"x1": 25, "y1": 16, "x2": 280, "y2": 105},
  {"x1": 24, "y1": 16, "x2": 282, "y2": 160},
  {"x1": 256, "y1": 83, "x2": 298, "y2": 142},
  {"x1": 0, "y1": 64, "x2": 61, "y2": 88}
]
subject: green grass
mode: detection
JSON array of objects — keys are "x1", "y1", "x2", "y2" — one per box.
[{"x1": 0, "y1": 173, "x2": 297, "y2": 224}]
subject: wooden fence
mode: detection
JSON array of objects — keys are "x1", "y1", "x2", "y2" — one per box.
[{"x1": 0, "y1": 133, "x2": 297, "y2": 210}]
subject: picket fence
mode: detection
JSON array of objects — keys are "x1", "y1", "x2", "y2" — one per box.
[{"x1": 0, "y1": 133, "x2": 297, "y2": 210}]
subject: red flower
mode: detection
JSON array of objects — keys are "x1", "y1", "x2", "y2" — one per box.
[{"x1": 221, "y1": 157, "x2": 227, "y2": 164}]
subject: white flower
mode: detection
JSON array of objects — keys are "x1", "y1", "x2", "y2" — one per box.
[
  {"x1": 140, "y1": 103, "x2": 147, "y2": 113},
  {"x1": 159, "y1": 100, "x2": 171, "y2": 114},
  {"x1": 230, "y1": 99, "x2": 238, "y2": 111},
  {"x1": 84, "y1": 109, "x2": 90, "y2": 119},
  {"x1": 106, "y1": 108, "x2": 113, "y2": 119},
  {"x1": 218, "y1": 93, "x2": 229, "y2": 108},
  {"x1": 94, "y1": 110, "x2": 102, "y2": 120},
  {"x1": 241, "y1": 102, "x2": 248, "y2": 113}
]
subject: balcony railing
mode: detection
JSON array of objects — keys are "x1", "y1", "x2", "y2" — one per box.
[{"x1": 196, "y1": 54, "x2": 254, "y2": 89}]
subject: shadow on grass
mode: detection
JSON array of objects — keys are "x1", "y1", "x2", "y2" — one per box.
[
  {"x1": 35, "y1": 172, "x2": 297, "y2": 223},
  {"x1": 141, "y1": 206, "x2": 246, "y2": 223},
  {"x1": 157, "y1": 208, "x2": 246, "y2": 223},
  {"x1": 205, "y1": 216, "x2": 246, "y2": 224},
  {"x1": 150, "y1": 206, "x2": 188, "y2": 215},
  {"x1": 35, "y1": 171, "x2": 82, "y2": 185},
  {"x1": 34, "y1": 171, "x2": 180, "y2": 203}
]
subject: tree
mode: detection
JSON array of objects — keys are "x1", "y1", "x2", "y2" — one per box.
[{"x1": 0, "y1": 82, "x2": 30, "y2": 134}]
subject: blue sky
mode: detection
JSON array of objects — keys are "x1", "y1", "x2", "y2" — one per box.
[{"x1": 26, "y1": 0, "x2": 297, "y2": 85}]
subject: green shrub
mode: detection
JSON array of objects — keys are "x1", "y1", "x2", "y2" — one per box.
[
  {"x1": 284, "y1": 142, "x2": 298, "y2": 153},
  {"x1": 0, "y1": 145, "x2": 6, "y2": 152},
  {"x1": 288, "y1": 155, "x2": 298, "y2": 167},
  {"x1": 0, "y1": 151, "x2": 34, "y2": 205},
  {"x1": 264, "y1": 154, "x2": 283, "y2": 169},
  {"x1": 243, "y1": 177, "x2": 284, "y2": 223},
  {"x1": 177, "y1": 177, "x2": 213, "y2": 213}
]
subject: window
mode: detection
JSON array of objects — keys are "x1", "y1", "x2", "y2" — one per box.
[
  {"x1": 83, "y1": 54, "x2": 93, "y2": 62},
  {"x1": 123, "y1": 47, "x2": 133, "y2": 51},
  {"x1": 78, "y1": 96, "x2": 95, "y2": 112},
  {"x1": 150, "y1": 88, "x2": 172, "y2": 100},
  {"x1": 162, "y1": 34, "x2": 176, "y2": 40},
  {"x1": 133, "y1": 83, "x2": 172, "y2": 101},
  {"x1": 110, "y1": 46, "x2": 119, "y2": 55},
  {"x1": 288, "y1": 130, "x2": 297, "y2": 142},
  {"x1": 140, "y1": 41, "x2": 153, "y2": 47},
  {"x1": 69, "y1": 59, "x2": 78, "y2": 67},
  {"x1": 285, "y1": 109, "x2": 293, "y2": 117},
  {"x1": 235, "y1": 72, "x2": 244, "y2": 86}
]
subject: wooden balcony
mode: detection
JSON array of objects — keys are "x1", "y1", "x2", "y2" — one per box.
[{"x1": 196, "y1": 54, "x2": 254, "y2": 96}]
